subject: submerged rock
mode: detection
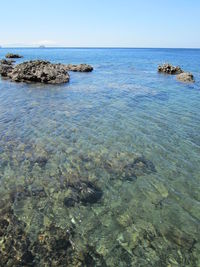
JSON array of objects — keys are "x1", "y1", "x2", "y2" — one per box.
[
  {"x1": 104, "y1": 153, "x2": 156, "y2": 181},
  {"x1": 5, "y1": 53, "x2": 23, "y2": 58},
  {"x1": 0, "y1": 205, "x2": 35, "y2": 266},
  {"x1": 77, "y1": 181, "x2": 103, "y2": 204},
  {"x1": 64, "y1": 181, "x2": 103, "y2": 207},
  {"x1": 65, "y1": 63, "x2": 93, "y2": 72},
  {"x1": 123, "y1": 156, "x2": 156, "y2": 181},
  {"x1": 131, "y1": 156, "x2": 156, "y2": 175},
  {"x1": 8, "y1": 60, "x2": 70, "y2": 84},
  {"x1": 34, "y1": 226, "x2": 106, "y2": 266},
  {"x1": 32, "y1": 225, "x2": 73, "y2": 266},
  {"x1": 176, "y1": 72, "x2": 195, "y2": 83},
  {"x1": 158, "y1": 63, "x2": 183, "y2": 75},
  {"x1": 63, "y1": 196, "x2": 77, "y2": 207}
]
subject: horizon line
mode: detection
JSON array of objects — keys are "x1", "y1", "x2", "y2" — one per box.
[{"x1": 0, "y1": 46, "x2": 200, "y2": 49}]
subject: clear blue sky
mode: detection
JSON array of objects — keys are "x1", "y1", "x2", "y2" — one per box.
[{"x1": 1, "y1": 0, "x2": 200, "y2": 48}]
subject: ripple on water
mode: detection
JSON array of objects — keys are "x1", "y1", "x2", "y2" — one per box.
[{"x1": 0, "y1": 48, "x2": 200, "y2": 266}]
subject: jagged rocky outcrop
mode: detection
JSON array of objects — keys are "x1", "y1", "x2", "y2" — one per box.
[
  {"x1": 10, "y1": 60, "x2": 70, "y2": 84},
  {"x1": 176, "y1": 72, "x2": 195, "y2": 83},
  {"x1": 65, "y1": 64, "x2": 93, "y2": 72},
  {"x1": 5, "y1": 53, "x2": 23, "y2": 59},
  {"x1": 0, "y1": 60, "x2": 94, "y2": 84},
  {"x1": 158, "y1": 63, "x2": 183, "y2": 74},
  {"x1": 158, "y1": 63, "x2": 195, "y2": 83},
  {"x1": 3, "y1": 60, "x2": 70, "y2": 84}
]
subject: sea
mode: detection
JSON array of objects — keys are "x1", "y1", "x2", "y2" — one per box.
[{"x1": 0, "y1": 48, "x2": 200, "y2": 266}]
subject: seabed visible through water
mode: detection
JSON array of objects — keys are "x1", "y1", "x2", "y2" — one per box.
[{"x1": 0, "y1": 48, "x2": 200, "y2": 266}]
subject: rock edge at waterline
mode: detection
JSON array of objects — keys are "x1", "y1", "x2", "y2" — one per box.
[
  {"x1": 158, "y1": 63, "x2": 195, "y2": 83},
  {"x1": 176, "y1": 72, "x2": 195, "y2": 83},
  {"x1": 65, "y1": 64, "x2": 93, "y2": 72},
  {"x1": 5, "y1": 53, "x2": 23, "y2": 59},
  {"x1": 158, "y1": 63, "x2": 183, "y2": 75},
  {"x1": 0, "y1": 60, "x2": 94, "y2": 84}
]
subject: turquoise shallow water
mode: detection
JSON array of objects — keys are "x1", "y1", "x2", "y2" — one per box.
[{"x1": 0, "y1": 48, "x2": 200, "y2": 266}]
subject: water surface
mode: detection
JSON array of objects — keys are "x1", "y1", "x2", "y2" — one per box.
[{"x1": 0, "y1": 48, "x2": 200, "y2": 266}]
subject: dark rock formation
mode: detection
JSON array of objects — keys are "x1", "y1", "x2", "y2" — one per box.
[
  {"x1": 0, "y1": 64, "x2": 13, "y2": 77},
  {"x1": 0, "y1": 61, "x2": 14, "y2": 77},
  {"x1": 158, "y1": 63, "x2": 183, "y2": 75},
  {"x1": 176, "y1": 72, "x2": 195, "y2": 83},
  {"x1": 63, "y1": 197, "x2": 77, "y2": 207},
  {"x1": 8, "y1": 60, "x2": 70, "y2": 84},
  {"x1": 0, "y1": 59, "x2": 15, "y2": 65},
  {"x1": 64, "y1": 181, "x2": 103, "y2": 207},
  {"x1": 5, "y1": 53, "x2": 23, "y2": 58},
  {"x1": 65, "y1": 64, "x2": 93, "y2": 72},
  {"x1": 77, "y1": 181, "x2": 103, "y2": 204},
  {"x1": 0, "y1": 60, "x2": 94, "y2": 84}
]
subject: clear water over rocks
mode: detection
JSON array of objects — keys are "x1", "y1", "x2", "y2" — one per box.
[{"x1": 0, "y1": 48, "x2": 200, "y2": 266}]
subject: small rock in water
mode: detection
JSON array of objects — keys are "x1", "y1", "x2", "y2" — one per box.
[
  {"x1": 65, "y1": 64, "x2": 93, "y2": 72},
  {"x1": 77, "y1": 181, "x2": 103, "y2": 204},
  {"x1": 63, "y1": 181, "x2": 103, "y2": 207},
  {"x1": 5, "y1": 53, "x2": 23, "y2": 58},
  {"x1": 176, "y1": 72, "x2": 195, "y2": 83},
  {"x1": 158, "y1": 63, "x2": 183, "y2": 74}
]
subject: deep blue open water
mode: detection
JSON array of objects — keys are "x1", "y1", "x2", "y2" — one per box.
[{"x1": 0, "y1": 48, "x2": 200, "y2": 266}]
